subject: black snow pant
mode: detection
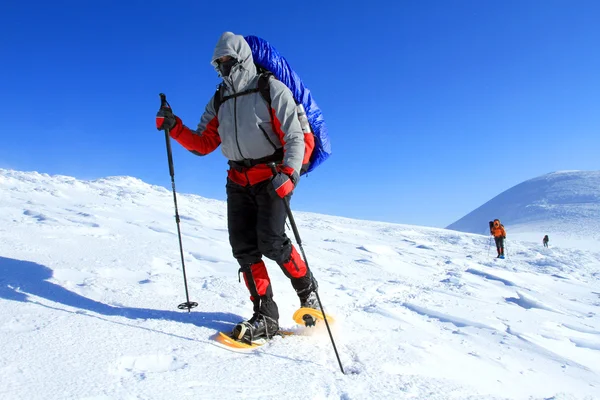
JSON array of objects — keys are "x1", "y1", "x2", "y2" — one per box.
[
  {"x1": 494, "y1": 237, "x2": 505, "y2": 255},
  {"x1": 226, "y1": 178, "x2": 312, "y2": 321}
]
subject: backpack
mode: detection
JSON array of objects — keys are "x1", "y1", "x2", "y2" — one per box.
[
  {"x1": 213, "y1": 35, "x2": 331, "y2": 175},
  {"x1": 489, "y1": 220, "x2": 504, "y2": 235}
]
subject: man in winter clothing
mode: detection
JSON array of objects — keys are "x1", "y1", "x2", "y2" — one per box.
[
  {"x1": 543, "y1": 235, "x2": 549, "y2": 248},
  {"x1": 490, "y1": 219, "x2": 506, "y2": 258},
  {"x1": 155, "y1": 32, "x2": 317, "y2": 343}
]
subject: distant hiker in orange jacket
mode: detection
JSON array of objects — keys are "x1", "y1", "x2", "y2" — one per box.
[{"x1": 490, "y1": 219, "x2": 506, "y2": 258}]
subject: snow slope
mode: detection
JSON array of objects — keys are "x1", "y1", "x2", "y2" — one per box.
[
  {"x1": 1, "y1": 169, "x2": 599, "y2": 400},
  {"x1": 447, "y1": 171, "x2": 600, "y2": 250}
]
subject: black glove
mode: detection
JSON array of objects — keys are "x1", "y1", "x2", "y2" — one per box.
[{"x1": 156, "y1": 107, "x2": 177, "y2": 131}]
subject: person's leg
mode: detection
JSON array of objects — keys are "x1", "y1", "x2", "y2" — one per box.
[
  {"x1": 254, "y1": 181, "x2": 316, "y2": 306},
  {"x1": 227, "y1": 180, "x2": 279, "y2": 340},
  {"x1": 232, "y1": 259, "x2": 279, "y2": 341},
  {"x1": 227, "y1": 180, "x2": 261, "y2": 267},
  {"x1": 237, "y1": 261, "x2": 279, "y2": 319}
]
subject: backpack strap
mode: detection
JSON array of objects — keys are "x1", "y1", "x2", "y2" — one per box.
[
  {"x1": 257, "y1": 72, "x2": 272, "y2": 105},
  {"x1": 214, "y1": 87, "x2": 260, "y2": 114},
  {"x1": 213, "y1": 72, "x2": 273, "y2": 116},
  {"x1": 257, "y1": 72, "x2": 274, "y2": 130},
  {"x1": 213, "y1": 84, "x2": 225, "y2": 115}
]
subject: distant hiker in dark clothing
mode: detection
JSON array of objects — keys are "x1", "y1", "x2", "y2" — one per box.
[
  {"x1": 155, "y1": 32, "x2": 317, "y2": 343},
  {"x1": 543, "y1": 235, "x2": 549, "y2": 248},
  {"x1": 490, "y1": 219, "x2": 506, "y2": 258}
]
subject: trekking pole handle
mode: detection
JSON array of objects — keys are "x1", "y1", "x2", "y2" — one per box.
[
  {"x1": 159, "y1": 93, "x2": 170, "y2": 109},
  {"x1": 158, "y1": 93, "x2": 176, "y2": 178}
]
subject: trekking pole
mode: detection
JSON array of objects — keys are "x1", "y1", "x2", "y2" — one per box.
[
  {"x1": 159, "y1": 93, "x2": 198, "y2": 312},
  {"x1": 487, "y1": 222, "x2": 493, "y2": 257},
  {"x1": 268, "y1": 164, "x2": 344, "y2": 374}
]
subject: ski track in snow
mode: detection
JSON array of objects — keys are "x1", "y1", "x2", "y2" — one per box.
[{"x1": 1, "y1": 169, "x2": 600, "y2": 400}]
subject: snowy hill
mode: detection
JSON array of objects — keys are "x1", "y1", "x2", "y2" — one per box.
[
  {"x1": 446, "y1": 171, "x2": 600, "y2": 250},
  {"x1": 1, "y1": 168, "x2": 599, "y2": 400}
]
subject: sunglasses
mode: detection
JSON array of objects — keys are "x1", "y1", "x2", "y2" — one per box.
[{"x1": 216, "y1": 58, "x2": 238, "y2": 77}]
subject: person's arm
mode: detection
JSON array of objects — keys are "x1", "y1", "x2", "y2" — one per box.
[{"x1": 169, "y1": 98, "x2": 221, "y2": 156}]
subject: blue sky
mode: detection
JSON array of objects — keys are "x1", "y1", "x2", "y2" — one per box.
[{"x1": 1, "y1": 1, "x2": 599, "y2": 228}]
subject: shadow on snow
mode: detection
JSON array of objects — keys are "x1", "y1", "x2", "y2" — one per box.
[{"x1": 0, "y1": 256, "x2": 242, "y2": 335}]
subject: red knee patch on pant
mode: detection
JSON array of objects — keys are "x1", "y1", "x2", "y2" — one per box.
[
  {"x1": 282, "y1": 246, "x2": 307, "y2": 278},
  {"x1": 242, "y1": 260, "x2": 272, "y2": 300}
]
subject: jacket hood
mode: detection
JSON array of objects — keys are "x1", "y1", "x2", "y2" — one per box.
[{"x1": 211, "y1": 32, "x2": 257, "y2": 91}]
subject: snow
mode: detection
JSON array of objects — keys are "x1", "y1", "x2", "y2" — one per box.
[
  {"x1": 447, "y1": 171, "x2": 600, "y2": 252},
  {"x1": 1, "y1": 168, "x2": 599, "y2": 400}
]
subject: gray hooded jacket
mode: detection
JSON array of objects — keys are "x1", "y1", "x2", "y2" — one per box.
[{"x1": 194, "y1": 32, "x2": 304, "y2": 175}]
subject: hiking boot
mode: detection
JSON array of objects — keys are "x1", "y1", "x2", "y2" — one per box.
[
  {"x1": 300, "y1": 290, "x2": 319, "y2": 310},
  {"x1": 231, "y1": 313, "x2": 279, "y2": 344}
]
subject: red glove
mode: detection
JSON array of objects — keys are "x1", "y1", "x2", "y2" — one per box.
[
  {"x1": 271, "y1": 166, "x2": 299, "y2": 198},
  {"x1": 156, "y1": 109, "x2": 177, "y2": 131}
]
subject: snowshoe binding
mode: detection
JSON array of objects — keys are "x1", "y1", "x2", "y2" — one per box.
[
  {"x1": 297, "y1": 291, "x2": 320, "y2": 326},
  {"x1": 230, "y1": 313, "x2": 279, "y2": 345}
]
